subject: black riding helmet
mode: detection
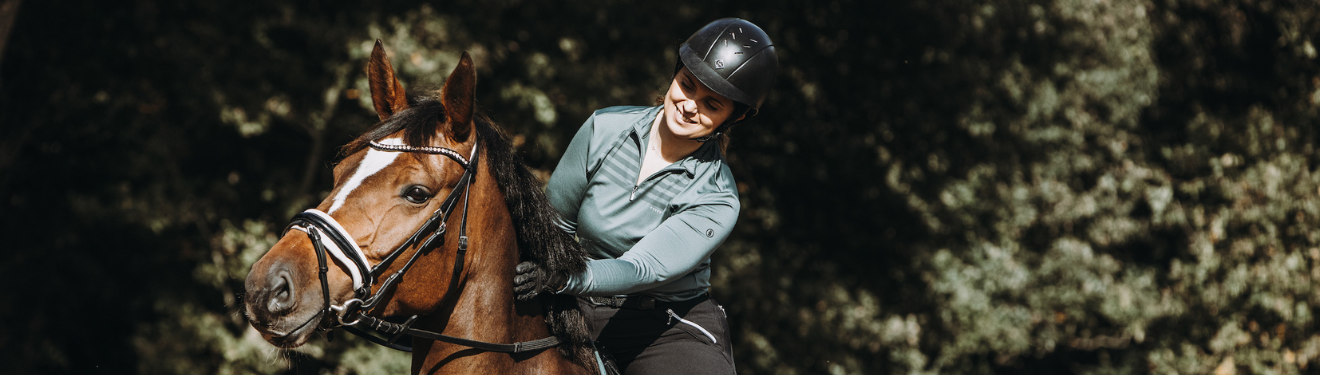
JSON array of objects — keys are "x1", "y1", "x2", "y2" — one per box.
[{"x1": 675, "y1": 18, "x2": 777, "y2": 142}]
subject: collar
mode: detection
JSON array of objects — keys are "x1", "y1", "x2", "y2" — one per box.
[{"x1": 628, "y1": 106, "x2": 719, "y2": 179}]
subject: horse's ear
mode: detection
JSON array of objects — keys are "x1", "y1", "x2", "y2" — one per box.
[
  {"x1": 440, "y1": 51, "x2": 476, "y2": 141},
  {"x1": 367, "y1": 40, "x2": 408, "y2": 121}
]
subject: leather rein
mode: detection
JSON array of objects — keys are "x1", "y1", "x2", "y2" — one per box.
[{"x1": 281, "y1": 137, "x2": 561, "y2": 353}]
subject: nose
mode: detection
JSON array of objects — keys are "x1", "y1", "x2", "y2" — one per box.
[
  {"x1": 678, "y1": 99, "x2": 696, "y2": 115},
  {"x1": 267, "y1": 268, "x2": 297, "y2": 314},
  {"x1": 247, "y1": 263, "x2": 299, "y2": 317}
]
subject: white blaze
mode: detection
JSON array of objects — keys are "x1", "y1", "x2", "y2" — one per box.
[{"x1": 328, "y1": 138, "x2": 402, "y2": 214}]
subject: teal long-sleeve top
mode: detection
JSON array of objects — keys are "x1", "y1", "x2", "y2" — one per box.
[{"x1": 547, "y1": 105, "x2": 739, "y2": 302}]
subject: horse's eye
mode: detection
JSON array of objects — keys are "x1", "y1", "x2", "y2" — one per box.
[{"x1": 403, "y1": 186, "x2": 432, "y2": 204}]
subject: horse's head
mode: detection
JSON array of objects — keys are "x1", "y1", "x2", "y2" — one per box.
[{"x1": 244, "y1": 41, "x2": 483, "y2": 348}]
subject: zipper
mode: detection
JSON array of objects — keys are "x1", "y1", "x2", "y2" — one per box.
[
  {"x1": 631, "y1": 165, "x2": 684, "y2": 202},
  {"x1": 667, "y1": 308, "x2": 717, "y2": 344}
]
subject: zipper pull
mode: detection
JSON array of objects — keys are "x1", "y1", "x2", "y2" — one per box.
[
  {"x1": 666, "y1": 308, "x2": 676, "y2": 325},
  {"x1": 630, "y1": 185, "x2": 638, "y2": 201}
]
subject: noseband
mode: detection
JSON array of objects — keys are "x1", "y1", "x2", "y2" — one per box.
[{"x1": 281, "y1": 137, "x2": 560, "y2": 353}]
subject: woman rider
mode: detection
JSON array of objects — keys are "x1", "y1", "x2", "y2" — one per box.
[{"x1": 514, "y1": 18, "x2": 777, "y2": 374}]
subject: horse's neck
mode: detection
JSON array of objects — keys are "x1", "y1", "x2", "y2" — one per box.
[
  {"x1": 411, "y1": 277, "x2": 557, "y2": 373},
  {"x1": 410, "y1": 168, "x2": 581, "y2": 374},
  {"x1": 410, "y1": 240, "x2": 575, "y2": 374}
]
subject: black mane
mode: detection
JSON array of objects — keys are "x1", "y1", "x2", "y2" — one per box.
[{"x1": 343, "y1": 96, "x2": 594, "y2": 370}]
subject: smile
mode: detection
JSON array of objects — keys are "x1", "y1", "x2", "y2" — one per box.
[{"x1": 670, "y1": 103, "x2": 698, "y2": 126}]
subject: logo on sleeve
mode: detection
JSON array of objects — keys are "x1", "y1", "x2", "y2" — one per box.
[{"x1": 706, "y1": 229, "x2": 714, "y2": 238}]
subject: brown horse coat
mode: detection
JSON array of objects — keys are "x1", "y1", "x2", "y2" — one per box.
[{"x1": 244, "y1": 41, "x2": 595, "y2": 375}]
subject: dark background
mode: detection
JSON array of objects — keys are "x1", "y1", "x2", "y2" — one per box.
[{"x1": 2, "y1": 0, "x2": 1318, "y2": 373}]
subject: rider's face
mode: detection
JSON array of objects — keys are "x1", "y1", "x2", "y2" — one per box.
[{"x1": 661, "y1": 67, "x2": 740, "y2": 139}]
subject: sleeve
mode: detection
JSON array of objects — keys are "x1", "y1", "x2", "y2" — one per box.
[
  {"x1": 560, "y1": 187, "x2": 740, "y2": 296},
  {"x1": 545, "y1": 113, "x2": 597, "y2": 234}
]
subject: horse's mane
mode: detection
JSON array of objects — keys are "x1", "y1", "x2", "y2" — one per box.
[{"x1": 343, "y1": 95, "x2": 594, "y2": 369}]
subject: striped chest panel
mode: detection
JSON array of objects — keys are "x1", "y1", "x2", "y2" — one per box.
[{"x1": 577, "y1": 127, "x2": 690, "y2": 258}]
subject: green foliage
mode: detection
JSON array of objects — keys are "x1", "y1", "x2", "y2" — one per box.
[{"x1": 2, "y1": 0, "x2": 1319, "y2": 374}]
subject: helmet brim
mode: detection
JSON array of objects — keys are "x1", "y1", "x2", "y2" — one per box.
[{"x1": 680, "y1": 43, "x2": 759, "y2": 116}]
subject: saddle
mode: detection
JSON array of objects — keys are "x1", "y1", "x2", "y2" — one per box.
[{"x1": 592, "y1": 343, "x2": 622, "y2": 375}]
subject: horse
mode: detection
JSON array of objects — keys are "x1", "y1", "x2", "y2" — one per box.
[{"x1": 243, "y1": 41, "x2": 598, "y2": 375}]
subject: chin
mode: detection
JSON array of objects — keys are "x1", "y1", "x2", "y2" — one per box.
[
  {"x1": 246, "y1": 304, "x2": 325, "y2": 349},
  {"x1": 670, "y1": 128, "x2": 708, "y2": 141},
  {"x1": 664, "y1": 118, "x2": 704, "y2": 140}
]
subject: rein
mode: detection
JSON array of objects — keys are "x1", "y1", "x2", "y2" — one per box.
[{"x1": 282, "y1": 137, "x2": 560, "y2": 353}]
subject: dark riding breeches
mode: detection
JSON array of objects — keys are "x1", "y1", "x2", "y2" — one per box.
[{"x1": 578, "y1": 295, "x2": 736, "y2": 375}]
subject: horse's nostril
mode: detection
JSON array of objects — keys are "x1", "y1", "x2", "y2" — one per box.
[
  {"x1": 275, "y1": 278, "x2": 289, "y2": 297},
  {"x1": 267, "y1": 269, "x2": 296, "y2": 314}
]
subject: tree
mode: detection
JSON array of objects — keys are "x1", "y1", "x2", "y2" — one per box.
[{"x1": 2, "y1": 0, "x2": 1318, "y2": 373}]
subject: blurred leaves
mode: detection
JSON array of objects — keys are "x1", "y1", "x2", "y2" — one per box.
[{"x1": 3, "y1": 0, "x2": 1320, "y2": 374}]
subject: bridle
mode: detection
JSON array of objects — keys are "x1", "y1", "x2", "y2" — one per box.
[{"x1": 280, "y1": 136, "x2": 560, "y2": 353}]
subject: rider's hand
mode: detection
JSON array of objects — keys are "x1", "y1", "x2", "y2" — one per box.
[{"x1": 513, "y1": 261, "x2": 567, "y2": 301}]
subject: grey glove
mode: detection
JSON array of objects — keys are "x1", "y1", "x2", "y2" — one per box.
[{"x1": 513, "y1": 261, "x2": 567, "y2": 301}]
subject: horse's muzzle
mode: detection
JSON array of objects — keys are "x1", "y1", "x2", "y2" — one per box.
[
  {"x1": 249, "y1": 265, "x2": 297, "y2": 316},
  {"x1": 244, "y1": 239, "x2": 329, "y2": 347}
]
